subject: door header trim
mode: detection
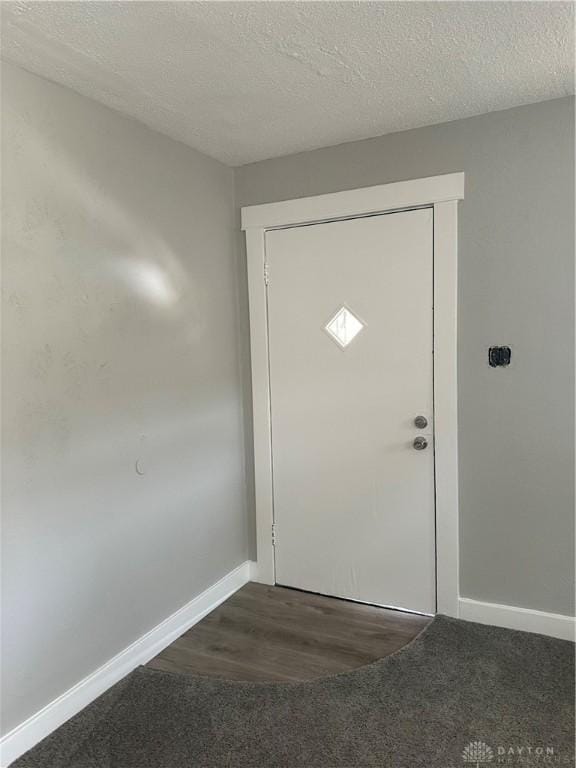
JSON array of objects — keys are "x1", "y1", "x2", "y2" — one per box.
[
  {"x1": 241, "y1": 172, "x2": 464, "y2": 230},
  {"x1": 242, "y1": 173, "x2": 464, "y2": 619}
]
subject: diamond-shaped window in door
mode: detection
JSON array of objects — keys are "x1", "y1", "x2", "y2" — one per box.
[{"x1": 325, "y1": 306, "x2": 365, "y2": 348}]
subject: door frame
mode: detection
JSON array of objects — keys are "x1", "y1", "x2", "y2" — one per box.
[{"x1": 241, "y1": 172, "x2": 464, "y2": 617}]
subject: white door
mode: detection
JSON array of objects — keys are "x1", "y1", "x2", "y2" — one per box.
[{"x1": 266, "y1": 208, "x2": 435, "y2": 614}]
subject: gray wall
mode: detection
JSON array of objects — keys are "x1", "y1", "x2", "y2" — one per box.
[
  {"x1": 1, "y1": 63, "x2": 249, "y2": 734},
  {"x1": 235, "y1": 97, "x2": 575, "y2": 617}
]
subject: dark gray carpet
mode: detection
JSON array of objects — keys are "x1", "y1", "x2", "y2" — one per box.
[{"x1": 12, "y1": 616, "x2": 574, "y2": 767}]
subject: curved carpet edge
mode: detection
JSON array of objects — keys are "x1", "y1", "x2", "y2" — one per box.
[{"x1": 12, "y1": 616, "x2": 575, "y2": 767}]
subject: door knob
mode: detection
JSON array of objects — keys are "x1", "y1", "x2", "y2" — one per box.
[
  {"x1": 414, "y1": 415, "x2": 428, "y2": 429},
  {"x1": 413, "y1": 436, "x2": 428, "y2": 450}
]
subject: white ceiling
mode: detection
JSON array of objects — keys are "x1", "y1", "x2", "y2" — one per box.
[{"x1": 1, "y1": 1, "x2": 573, "y2": 166}]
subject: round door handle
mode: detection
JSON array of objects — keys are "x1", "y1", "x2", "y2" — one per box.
[
  {"x1": 413, "y1": 436, "x2": 428, "y2": 451},
  {"x1": 414, "y1": 415, "x2": 428, "y2": 429}
]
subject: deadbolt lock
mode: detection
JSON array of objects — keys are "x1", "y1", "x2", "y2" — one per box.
[
  {"x1": 413, "y1": 436, "x2": 428, "y2": 451},
  {"x1": 414, "y1": 415, "x2": 428, "y2": 429}
]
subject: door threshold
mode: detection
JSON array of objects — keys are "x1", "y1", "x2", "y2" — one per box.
[{"x1": 275, "y1": 583, "x2": 435, "y2": 618}]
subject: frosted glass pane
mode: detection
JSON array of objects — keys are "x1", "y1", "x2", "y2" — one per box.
[{"x1": 325, "y1": 307, "x2": 364, "y2": 348}]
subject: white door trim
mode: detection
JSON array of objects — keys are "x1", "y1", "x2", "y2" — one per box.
[
  {"x1": 242, "y1": 173, "x2": 464, "y2": 617},
  {"x1": 241, "y1": 172, "x2": 464, "y2": 231}
]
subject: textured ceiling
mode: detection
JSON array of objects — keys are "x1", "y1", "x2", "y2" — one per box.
[{"x1": 1, "y1": 1, "x2": 573, "y2": 166}]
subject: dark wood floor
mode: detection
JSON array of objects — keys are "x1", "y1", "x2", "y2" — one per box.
[{"x1": 147, "y1": 582, "x2": 431, "y2": 682}]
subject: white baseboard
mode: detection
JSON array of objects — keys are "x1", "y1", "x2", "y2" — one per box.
[
  {"x1": 459, "y1": 597, "x2": 575, "y2": 642},
  {"x1": 0, "y1": 560, "x2": 255, "y2": 768},
  {"x1": 2, "y1": 572, "x2": 569, "y2": 766}
]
